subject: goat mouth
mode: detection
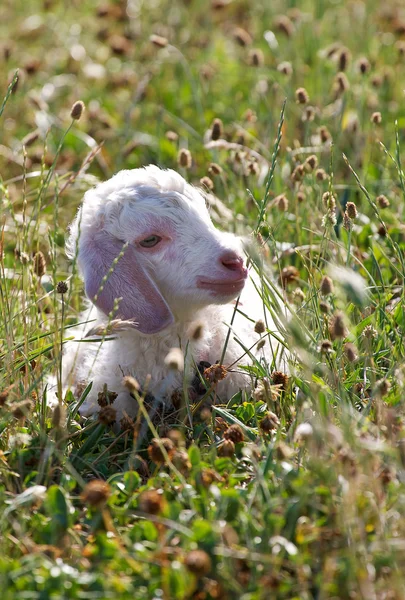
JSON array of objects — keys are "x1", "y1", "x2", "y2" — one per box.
[{"x1": 197, "y1": 278, "x2": 246, "y2": 296}]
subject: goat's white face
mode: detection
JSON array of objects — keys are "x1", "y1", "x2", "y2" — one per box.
[{"x1": 70, "y1": 166, "x2": 248, "y2": 334}]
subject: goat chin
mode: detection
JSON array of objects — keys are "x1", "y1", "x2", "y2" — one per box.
[{"x1": 49, "y1": 165, "x2": 288, "y2": 424}]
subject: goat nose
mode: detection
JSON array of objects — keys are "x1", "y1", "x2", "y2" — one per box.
[{"x1": 221, "y1": 252, "x2": 245, "y2": 272}]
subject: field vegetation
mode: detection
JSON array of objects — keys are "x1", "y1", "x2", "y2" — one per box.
[{"x1": 2, "y1": 0, "x2": 405, "y2": 598}]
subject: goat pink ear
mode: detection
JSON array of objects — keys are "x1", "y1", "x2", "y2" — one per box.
[{"x1": 79, "y1": 230, "x2": 174, "y2": 334}]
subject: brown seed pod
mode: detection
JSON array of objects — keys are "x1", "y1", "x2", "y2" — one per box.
[
  {"x1": 223, "y1": 424, "x2": 244, "y2": 443},
  {"x1": 81, "y1": 480, "x2": 111, "y2": 508},
  {"x1": 138, "y1": 489, "x2": 164, "y2": 514},
  {"x1": 218, "y1": 439, "x2": 235, "y2": 457},
  {"x1": 70, "y1": 100, "x2": 85, "y2": 121},
  {"x1": 184, "y1": 549, "x2": 212, "y2": 577},
  {"x1": 177, "y1": 148, "x2": 192, "y2": 168},
  {"x1": 203, "y1": 363, "x2": 227, "y2": 384},
  {"x1": 98, "y1": 405, "x2": 117, "y2": 425},
  {"x1": 271, "y1": 371, "x2": 289, "y2": 391},
  {"x1": 259, "y1": 411, "x2": 280, "y2": 433},
  {"x1": 147, "y1": 437, "x2": 175, "y2": 464}
]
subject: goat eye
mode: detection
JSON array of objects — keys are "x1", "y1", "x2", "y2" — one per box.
[{"x1": 139, "y1": 235, "x2": 162, "y2": 248}]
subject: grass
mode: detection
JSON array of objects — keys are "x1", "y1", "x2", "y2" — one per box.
[{"x1": 2, "y1": 0, "x2": 405, "y2": 597}]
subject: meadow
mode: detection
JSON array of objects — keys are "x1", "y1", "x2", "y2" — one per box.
[{"x1": 1, "y1": 0, "x2": 405, "y2": 598}]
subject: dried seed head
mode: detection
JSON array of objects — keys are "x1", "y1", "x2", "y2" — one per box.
[
  {"x1": 97, "y1": 387, "x2": 118, "y2": 407},
  {"x1": 200, "y1": 176, "x2": 214, "y2": 190},
  {"x1": 371, "y1": 111, "x2": 382, "y2": 124},
  {"x1": 337, "y1": 47, "x2": 350, "y2": 71},
  {"x1": 320, "y1": 300, "x2": 330, "y2": 314},
  {"x1": 208, "y1": 162, "x2": 222, "y2": 176},
  {"x1": 291, "y1": 165, "x2": 305, "y2": 182},
  {"x1": 224, "y1": 424, "x2": 244, "y2": 443},
  {"x1": 56, "y1": 280, "x2": 68, "y2": 294},
  {"x1": 189, "y1": 321, "x2": 204, "y2": 341},
  {"x1": 123, "y1": 375, "x2": 140, "y2": 394},
  {"x1": 296, "y1": 190, "x2": 305, "y2": 203},
  {"x1": 120, "y1": 414, "x2": 135, "y2": 432},
  {"x1": 275, "y1": 193, "x2": 289, "y2": 211},
  {"x1": 279, "y1": 265, "x2": 299, "y2": 288},
  {"x1": 271, "y1": 371, "x2": 289, "y2": 390},
  {"x1": 172, "y1": 449, "x2": 191, "y2": 474},
  {"x1": 51, "y1": 404, "x2": 66, "y2": 428},
  {"x1": 33, "y1": 251, "x2": 46, "y2": 277},
  {"x1": 319, "y1": 126, "x2": 331, "y2": 143},
  {"x1": 329, "y1": 311, "x2": 347, "y2": 340},
  {"x1": 396, "y1": 40, "x2": 405, "y2": 57},
  {"x1": 259, "y1": 411, "x2": 280, "y2": 433},
  {"x1": 147, "y1": 437, "x2": 175, "y2": 464},
  {"x1": 346, "y1": 201, "x2": 358, "y2": 219},
  {"x1": 248, "y1": 48, "x2": 264, "y2": 67},
  {"x1": 138, "y1": 489, "x2": 163, "y2": 514},
  {"x1": 344, "y1": 342, "x2": 358, "y2": 362},
  {"x1": 320, "y1": 339, "x2": 333, "y2": 354},
  {"x1": 357, "y1": 57, "x2": 370, "y2": 75},
  {"x1": 322, "y1": 192, "x2": 336, "y2": 211},
  {"x1": 304, "y1": 155, "x2": 318, "y2": 171},
  {"x1": 204, "y1": 363, "x2": 228, "y2": 384},
  {"x1": 343, "y1": 211, "x2": 351, "y2": 231},
  {"x1": 377, "y1": 194, "x2": 390, "y2": 208},
  {"x1": 165, "y1": 130, "x2": 178, "y2": 142},
  {"x1": 254, "y1": 319, "x2": 266, "y2": 334},
  {"x1": 277, "y1": 61, "x2": 293, "y2": 76},
  {"x1": 150, "y1": 34, "x2": 168, "y2": 48},
  {"x1": 185, "y1": 549, "x2": 212, "y2": 577},
  {"x1": 292, "y1": 287, "x2": 305, "y2": 304},
  {"x1": 177, "y1": 148, "x2": 192, "y2": 169},
  {"x1": 295, "y1": 87, "x2": 309, "y2": 104},
  {"x1": 98, "y1": 405, "x2": 117, "y2": 425},
  {"x1": 218, "y1": 439, "x2": 235, "y2": 457},
  {"x1": 362, "y1": 324, "x2": 377, "y2": 339},
  {"x1": 11, "y1": 400, "x2": 32, "y2": 419},
  {"x1": 316, "y1": 168, "x2": 328, "y2": 181},
  {"x1": 232, "y1": 27, "x2": 252, "y2": 47},
  {"x1": 377, "y1": 224, "x2": 387, "y2": 237},
  {"x1": 164, "y1": 347, "x2": 184, "y2": 371},
  {"x1": 211, "y1": 118, "x2": 223, "y2": 141},
  {"x1": 274, "y1": 15, "x2": 295, "y2": 37},
  {"x1": 374, "y1": 378, "x2": 391, "y2": 398},
  {"x1": 302, "y1": 105, "x2": 316, "y2": 122},
  {"x1": 371, "y1": 74, "x2": 382, "y2": 88},
  {"x1": 333, "y1": 72, "x2": 350, "y2": 96},
  {"x1": 81, "y1": 480, "x2": 111, "y2": 508},
  {"x1": 70, "y1": 100, "x2": 85, "y2": 121},
  {"x1": 253, "y1": 378, "x2": 280, "y2": 403},
  {"x1": 257, "y1": 339, "x2": 266, "y2": 350}
]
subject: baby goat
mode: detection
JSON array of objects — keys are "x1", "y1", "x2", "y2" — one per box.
[{"x1": 60, "y1": 165, "x2": 286, "y2": 420}]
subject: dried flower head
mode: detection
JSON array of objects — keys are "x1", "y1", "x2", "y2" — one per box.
[
  {"x1": 33, "y1": 251, "x2": 46, "y2": 277},
  {"x1": 320, "y1": 339, "x2": 333, "y2": 354},
  {"x1": 254, "y1": 320, "x2": 266, "y2": 334},
  {"x1": 377, "y1": 194, "x2": 390, "y2": 208},
  {"x1": 208, "y1": 162, "x2": 222, "y2": 176},
  {"x1": 295, "y1": 87, "x2": 309, "y2": 104},
  {"x1": 292, "y1": 287, "x2": 305, "y2": 304},
  {"x1": 346, "y1": 201, "x2": 358, "y2": 219},
  {"x1": 56, "y1": 280, "x2": 68, "y2": 294},
  {"x1": 200, "y1": 176, "x2": 214, "y2": 190},
  {"x1": 329, "y1": 311, "x2": 347, "y2": 340},
  {"x1": 272, "y1": 370, "x2": 289, "y2": 390},
  {"x1": 253, "y1": 378, "x2": 280, "y2": 403},
  {"x1": 177, "y1": 148, "x2": 192, "y2": 168},
  {"x1": 172, "y1": 450, "x2": 191, "y2": 474},
  {"x1": 70, "y1": 100, "x2": 85, "y2": 121},
  {"x1": 296, "y1": 190, "x2": 306, "y2": 203},
  {"x1": 150, "y1": 34, "x2": 168, "y2": 48},
  {"x1": 333, "y1": 72, "x2": 350, "y2": 96},
  {"x1": 302, "y1": 105, "x2": 316, "y2": 122},
  {"x1": 291, "y1": 164, "x2": 305, "y2": 182},
  {"x1": 165, "y1": 130, "x2": 178, "y2": 142},
  {"x1": 147, "y1": 437, "x2": 175, "y2": 464},
  {"x1": 374, "y1": 378, "x2": 391, "y2": 398},
  {"x1": 232, "y1": 27, "x2": 252, "y2": 47},
  {"x1": 304, "y1": 155, "x2": 318, "y2": 171},
  {"x1": 277, "y1": 61, "x2": 293, "y2": 76},
  {"x1": 315, "y1": 168, "x2": 328, "y2": 181},
  {"x1": 275, "y1": 193, "x2": 289, "y2": 211},
  {"x1": 344, "y1": 343, "x2": 358, "y2": 362},
  {"x1": 320, "y1": 275, "x2": 334, "y2": 296},
  {"x1": 257, "y1": 338, "x2": 266, "y2": 350},
  {"x1": 204, "y1": 363, "x2": 227, "y2": 384},
  {"x1": 319, "y1": 126, "x2": 331, "y2": 144},
  {"x1": 224, "y1": 424, "x2": 244, "y2": 444},
  {"x1": 320, "y1": 300, "x2": 330, "y2": 314},
  {"x1": 211, "y1": 118, "x2": 223, "y2": 141},
  {"x1": 249, "y1": 48, "x2": 264, "y2": 67},
  {"x1": 185, "y1": 549, "x2": 212, "y2": 577},
  {"x1": 274, "y1": 15, "x2": 295, "y2": 37},
  {"x1": 218, "y1": 439, "x2": 235, "y2": 457},
  {"x1": 123, "y1": 376, "x2": 140, "y2": 394},
  {"x1": 337, "y1": 47, "x2": 351, "y2": 71},
  {"x1": 98, "y1": 405, "x2": 117, "y2": 425},
  {"x1": 357, "y1": 57, "x2": 370, "y2": 75},
  {"x1": 97, "y1": 386, "x2": 118, "y2": 407},
  {"x1": 362, "y1": 324, "x2": 378, "y2": 340},
  {"x1": 322, "y1": 192, "x2": 336, "y2": 211},
  {"x1": 81, "y1": 480, "x2": 111, "y2": 508},
  {"x1": 120, "y1": 414, "x2": 135, "y2": 432},
  {"x1": 396, "y1": 40, "x2": 405, "y2": 57},
  {"x1": 164, "y1": 347, "x2": 184, "y2": 371},
  {"x1": 279, "y1": 265, "x2": 299, "y2": 288},
  {"x1": 371, "y1": 111, "x2": 382, "y2": 124},
  {"x1": 138, "y1": 489, "x2": 163, "y2": 514},
  {"x1": 259, "y1": 411, "x2": 280, "y2": 433}
]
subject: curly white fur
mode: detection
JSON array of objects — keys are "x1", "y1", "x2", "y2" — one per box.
[{"x1": 60, "y1": 165, "x2": 287, "y2": 420}]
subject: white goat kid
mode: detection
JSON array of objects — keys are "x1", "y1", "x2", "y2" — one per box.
[{"x1": 62, "y1": 165, "x2": 285, "y2": 420}]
